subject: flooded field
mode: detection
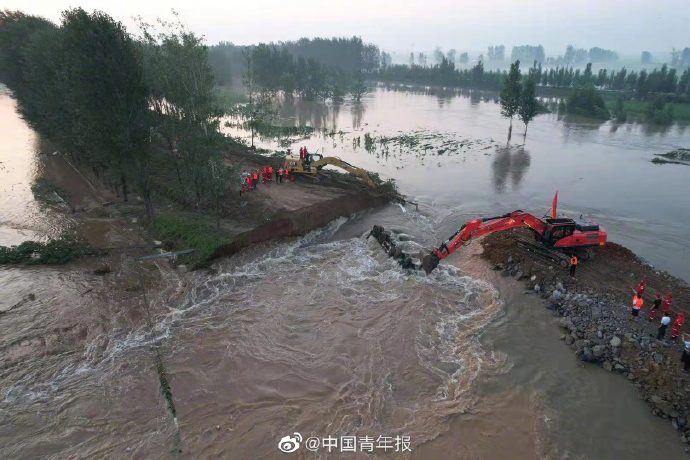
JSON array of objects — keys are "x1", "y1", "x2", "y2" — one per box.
[
  {"x1": 227, "y1": 85, "x2": 690, "y2": 280},
  {"x1": 2, "y1": 85, "x2": 690, "y2": 458}
]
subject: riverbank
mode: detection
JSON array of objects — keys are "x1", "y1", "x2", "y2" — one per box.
[
  {"x1": 34, "y1": 145, "x2": 391, "y2": 267},
  {"x1": 479, "y1": 228, "x2": 690, "y2": 451}
]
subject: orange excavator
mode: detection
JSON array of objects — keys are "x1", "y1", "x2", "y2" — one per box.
[{"x1": 369, "y1": 196, "x2": 607, "y2": 274}]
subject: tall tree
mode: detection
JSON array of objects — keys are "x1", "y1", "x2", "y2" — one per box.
[
  {"x1": 518, "y1": 76, "x2": 539, "y2": 140},
  {"x1": 500, "y1": 60, "x2": 521, "y2": 142},
  {"x1": 60, "y1": 8, "x2": 151, "y2": 214}
]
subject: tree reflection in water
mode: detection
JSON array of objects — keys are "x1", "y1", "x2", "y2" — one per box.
[{"x1": 492, "y1": 146, "x2": 531, "y2": 193}]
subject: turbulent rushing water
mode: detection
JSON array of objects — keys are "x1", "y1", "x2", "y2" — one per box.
[{"x1": 2, "y1": 86, "x2": 690, "y2": 458}]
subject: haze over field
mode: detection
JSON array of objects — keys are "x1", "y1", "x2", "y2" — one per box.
[{"x1": 7, "y1": 0, "x2": 689, "y2": 55}]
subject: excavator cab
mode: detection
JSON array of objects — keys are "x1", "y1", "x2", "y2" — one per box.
[
  {"x1": 301, "y1": 153, "x2": 323, "y2": 173},
  {"x1": 543, "y1": 217, "x2": 605, "y2": 252},
  {"x1": 541, "y1": 218, "x2": 577, "y2": 246}
]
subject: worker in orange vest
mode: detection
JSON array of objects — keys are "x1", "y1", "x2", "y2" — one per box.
[
  {"x1": 671, "y1": 312, "x2": 685, "y2": 340},
  {"x1": 649, "y1": 293, "x2": 662, "y2": 321},
  {"x1": 252, "y1": 170, "x2": 259, "y2": 189},
  {"x1": 631, "y1": 293, "x2": 644, "y2": 319},
  {"x1": 569, "y1": 254, "x2": 578, "y2": 277}
]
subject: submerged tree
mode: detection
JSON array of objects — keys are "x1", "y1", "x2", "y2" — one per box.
[
  {"x1": 350, "y1": 71, "x2": 367, "y2": 102},
  {"x1": 500, "y1": 60, "x2": 521, "y2": 142},
  {"x1": 237, "y1": 52, "x2": 278, "y2": 148},
  {"x1": 518, "y1": 76, "x2": 539, "y2": 140}
]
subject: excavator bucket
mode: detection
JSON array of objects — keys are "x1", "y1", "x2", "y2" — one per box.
[
  {"x1": 367, "y1": 225, "x2": 417, "y2": 270},
  {"x1": 420, "y1": 252, "x2": 441, "y2": 274}
]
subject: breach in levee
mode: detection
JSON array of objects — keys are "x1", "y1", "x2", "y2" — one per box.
[{"x1": 370, "y1": 194, "x2": 607, "y2": 274}]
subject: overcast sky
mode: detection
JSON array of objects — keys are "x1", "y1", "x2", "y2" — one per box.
[{"x1": 6, "y1": 0, "x2": 689, "y2": 56}]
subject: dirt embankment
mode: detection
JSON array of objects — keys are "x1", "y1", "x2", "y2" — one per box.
[
  {"x1": 209, "y1": 192, "x2": 388, "y2": 261},
  {"x1": 41, "y1": 147, "x2": 390, "y2": 266},
  {"x1": 480, "y1": 228, "x2": 690, "y2": 450}
]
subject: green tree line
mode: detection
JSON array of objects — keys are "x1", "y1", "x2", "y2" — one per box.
[
  {"x1": 0, "y1": 9, "x2": 231, "y2": 221},
  {"x1": 371, "y1": 60, "x2": 690, "y2": 98}
]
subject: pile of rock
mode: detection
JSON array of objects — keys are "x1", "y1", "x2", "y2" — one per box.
[{"x1": 495, "y1": 255, "x2": 690, "y2": 447}]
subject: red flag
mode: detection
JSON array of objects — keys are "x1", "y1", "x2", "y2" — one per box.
[{"x1": 551, "y1": 191, "x2": 558, "y2": 219}]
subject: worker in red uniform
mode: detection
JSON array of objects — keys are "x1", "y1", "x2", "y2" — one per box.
[
  {"x1": 648, "y1": 293, "x2": 662, "y2": 321},
  {"x1": 631, "y1": 293, "x2": 644, "y2": 319},
  {"x1": 671, "y1": 312, "x2": 685, "y2": 340},
  {"x1": 569, "y1": 255, "x2": 578, "y2": 277},
  {"x1": 635, "y1": 278, "x2": 647, "y2": 297},
  {"x1": 246, "y1": 173, "x2": 254, "y2": 191},
  {"x1": 252, "y1": 170, "x2": 259, "y2": 189},
  {"x1": 299, "y1": 146, "x2": 305, "y2": 160}
]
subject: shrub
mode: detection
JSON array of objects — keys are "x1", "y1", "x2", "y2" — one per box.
[
  {"x1": 565, "y1": 86, "x2": 610, "y2": 119},
  {"x1": 0, "y1": 233, "x2": 84, "y2": 265}
]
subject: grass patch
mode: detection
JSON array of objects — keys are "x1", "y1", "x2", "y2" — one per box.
[
  {"x1": 604, "y1": 99, "x2": 690, "y2": 121},
  {"x1": 0, "y1": 233, "x2": 85, "y2": 265},
  {"x1": 150, "y1": 212, "x2": 230, "y2": 266}
]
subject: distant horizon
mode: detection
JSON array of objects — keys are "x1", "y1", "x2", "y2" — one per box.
[{"x1": 4, "y1": 0, "x2": 688, "y2": 59}]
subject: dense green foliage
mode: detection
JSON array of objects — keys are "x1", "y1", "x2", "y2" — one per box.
[
  {"x1": 645, "y1": 95, "x2": 674, "y2": 125},
  {"x1": 0, "y1": 233, "x2": 84, "y2": 265},
  {"x1": 151, "y1": 212, "x2": 229, "y2": 264},
  {"x1": 0, "y1": 9, "x2": 235, "y2": 220},
  {"x1": 564, "y1": 87, "x2": 610, "y2": 119}
]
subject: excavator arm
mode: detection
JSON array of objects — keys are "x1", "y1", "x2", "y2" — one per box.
[
  {"x1": 311, "y1": 156, "x2": 378, "y2": 190},
  {"x1": 421, "y1": 211, "x2": 547, "y2": 273}
]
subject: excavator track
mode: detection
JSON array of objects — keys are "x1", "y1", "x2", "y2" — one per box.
[{"x1": 515, "y1": 240, "x2": 570, "y2": 267}]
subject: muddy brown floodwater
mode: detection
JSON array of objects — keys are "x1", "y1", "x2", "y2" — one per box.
[{"x1": 2, "y1": 85, "x2": 690, "y2": 458}]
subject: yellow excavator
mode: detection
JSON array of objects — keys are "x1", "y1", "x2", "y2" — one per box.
[{"x1": 286, "y1": 153, "x2": 378, "y2": 190}]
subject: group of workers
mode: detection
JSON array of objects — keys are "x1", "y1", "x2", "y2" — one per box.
[
  {"x1": 628, "y1": 278, "x2": 689, "y2": 370},
  {"x1": 569, "y1": 256, "x2": 689, "y2": 371},
  {"x1": 240, "y1": 162, "x2": 293, "y2": 194}
]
